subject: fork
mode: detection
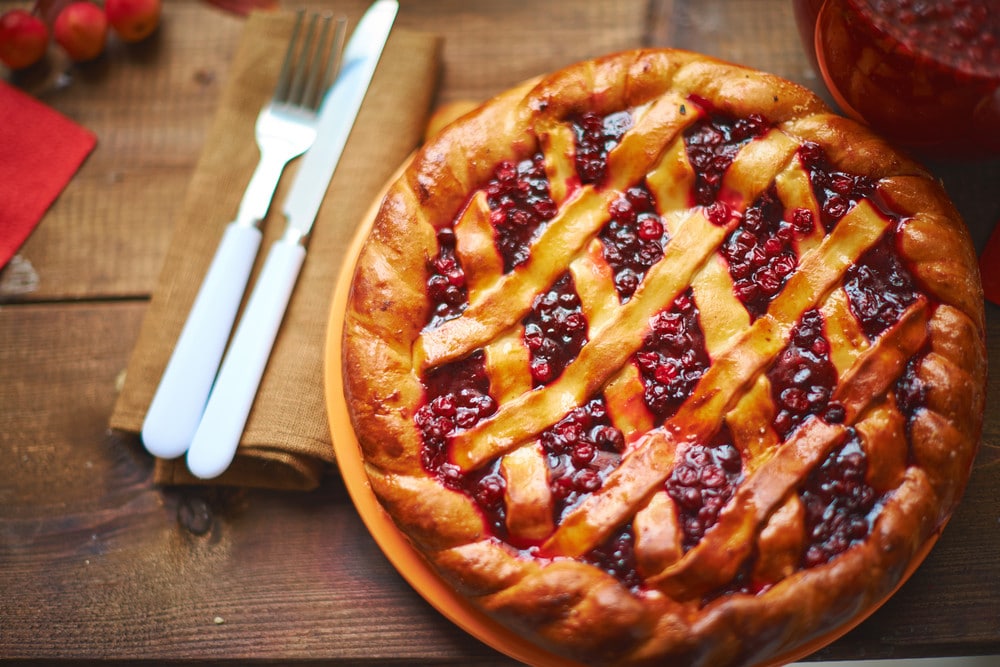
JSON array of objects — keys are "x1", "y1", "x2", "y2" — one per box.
[{"x1": 141, "y1": 11, "x2": 347, "y2": 461}]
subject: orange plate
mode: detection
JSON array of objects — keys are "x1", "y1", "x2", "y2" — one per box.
[
  {"x1": 323, "y1": 187, "x2": 583, "y2": 667},
  {"x1": 324, "y1": 176, "x2": 943, "y2": 667}
]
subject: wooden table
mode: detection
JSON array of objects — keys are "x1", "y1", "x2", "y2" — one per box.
[{"x1": 2, "y1": 1, "x2": 998, "y2": 663}]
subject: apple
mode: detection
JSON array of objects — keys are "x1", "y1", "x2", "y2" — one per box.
[
  {"x1": 0, "y1": 9, "x2": 49, "y2": 70},
  {"x1": 104, "y1": 0, "x2": 161, "y2": 43},
  {"x1": 53, "y1": 2, "x2": 107, "y2": 62}
]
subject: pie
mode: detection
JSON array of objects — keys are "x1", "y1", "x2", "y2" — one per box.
[{"x1": 340, "y1": 49, "x2": 986, "y2": 666}]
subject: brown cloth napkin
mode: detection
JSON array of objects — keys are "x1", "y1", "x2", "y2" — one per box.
[{"x1": 110, "y1": 11, "x2": 441, "y2": 490}]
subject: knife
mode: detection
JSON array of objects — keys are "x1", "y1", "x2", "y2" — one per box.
[{"x1": 185, "y1": 0, "x2": 398, "y2": 480}]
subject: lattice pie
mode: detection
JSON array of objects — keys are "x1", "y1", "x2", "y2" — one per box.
[{"x1": 341, "y1": 50, "x2": 986, "y2": 666}]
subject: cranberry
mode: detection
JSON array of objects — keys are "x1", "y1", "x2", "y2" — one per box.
[
  {"x1": 583, "y1": 524, "x2": 644, "y2": 592},
  {"x1": 636, "y1": 290, "x2": 711, "y2": 420},
  {"x1": 414, "y1": 352, "x2": 518, "y2": 535},
  {"x1": 425, "y1": 229, "x2": 469, "y2": 327},
  {"x1": 685, "y1": 108, "x2": 771, "y2": 206},
  {"x1": 722, "y1": 189, "x2": 802, "y2": 319},
  {"x1": 522, "y1": 273, "x2": 588, "y2": 386},
  {"x1": 416, "y1": 351, "x2": 495, "y2": 467},
  {"x1": 800, "y1": 432, "x2": 879, "y2": 567},
  {"x1": 486, "y1": 154, "x2": 558, "y2": 271},
  {"x1": 599, "y1": 184, "x2": 668, "y2": 301},
  {"x1": 768, "y1": 309, "x2": 838, "y2": 439},
  {"x1": 701, "y1": 564, "x2": 771, "y2": 603},
  {"x1": 104, "y1": 0, "x2": 161, "y2": 43},
  {"x1": 799, "y1": 142, "x2": 877, "y2": 230},
  {"x1": 844, "y1": 231, "x2": 918, "y2": 339},
  {"x1": 541, "y1": 397, "x2": 624, "y2": 519},
  {"x1": 665, "y1": 438, "x2": 743, "y2": 551},
  {"x1": 572, "y1": 110, "x2": 632, "y2": 185},
  {"x1": 894, "y1": 353, "x2": 928, "y2": 431},
  {"x1": 861, "y1": 0, "x2": 1000, "y2": 78},
  {"x1": 0, "y1": 9, "x2": 49, "y2": 70}
]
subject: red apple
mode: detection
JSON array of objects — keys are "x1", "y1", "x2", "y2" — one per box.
[
  {"x1": 0, "y1": 9, "x2": 49, "y2": 70},
  {"x1": 104, "y1": 0, "x2": 161, "y2": 43},
  {"x1": 53, "y1": 2, "x2": 107, "y2": 62}
]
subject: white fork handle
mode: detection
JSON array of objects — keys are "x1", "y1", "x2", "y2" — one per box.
[
  {"x1": 185, "y1": 239, "x2": 306, "y2": 479},
  {"x1": 141, "y1": 222, "x2": 262, "y2": 459}
]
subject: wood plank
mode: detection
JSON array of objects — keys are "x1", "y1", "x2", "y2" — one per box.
[
  {"x1": 0, "y1": 302, "x2": 519, "y2": 664},
  {"x1": 397, "y1": 0, "x2": 649, "y2": 103}
]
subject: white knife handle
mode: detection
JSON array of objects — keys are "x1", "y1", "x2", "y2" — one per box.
[
  {"x1": 185, "y1": 239, "x2": 306, "y2": 480},
  {"x1": 141, "y1": 222, "x2": 262, "y2": 460}
]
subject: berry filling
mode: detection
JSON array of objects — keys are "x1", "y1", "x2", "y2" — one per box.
[
  {"x1": 768, "y1": 309, "x2": 841, "y2": 439},
  {"x1": 858, "y1": 0, "x2": 999, "y2": 79},
  {"x1": 425, "y1": 227, "x2": 469, "y2": 328},
  {"x1": 583, "y1": 524, "x2": 643, "y2": 593},
  {"x1": 665, "y1": 436, "x2": 744, "y2": 552},
  {"x1": 800, "y1": 431, "x2": 881, "y2": 567},
  {"x1": 522, "y1": 273, "x2": 588, "y2": 386},
  {"x1": 572, "y1": 110, "x2": 632, "y2": 185},
  {"x1": 542, "y1": 397, "x2": 625, "y2": 520},
  {"x1": 684, "y1": 105, "x2": 770, "y2": 207},
  {"x1": 636, "y1": 290, "x2": 711, "y2": 421},
  {"x1": 894, "y1": 352, "x2": 929, "y2": 436},
  {"x1": 799, "y1": 141, "x2": 877, "y2": 230},
  {"x1": 599, "y1": 184, "x2": 668, "y2": 301},
  {"x1": 722, "y1": 187, "x2": 802, "y2": 319},
  {"x1": 486, "y1": 154, "x2": 559, "y2": 272},
  {"x1": 844, "y1": 230, "x2": 919, "y2": 339},
  {"x1": 415, "y1": 351, "x2": 497, "y2": 484}
]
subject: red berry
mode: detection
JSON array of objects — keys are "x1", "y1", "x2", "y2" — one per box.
[
  {"x1": 54, "y1": 2, "x2": 108, "y2": 62},
  {"x1": 105, "y1": 0, "x2": 161, "y2": 43},
  {"x1": 0, "y1": 9, "x2": 48, "y2": 70}
]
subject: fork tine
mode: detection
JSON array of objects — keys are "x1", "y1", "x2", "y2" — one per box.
[
  {"x1": 287, "y1": 13, "x2": 320, "y2": 108},
  {"x1": 273, "y1": 10, "x2": 305, "y2": 103},
  {"x1": 299, "y1": 15, "x2": 332, "y2": 111},
  {"x1": 305, "y1": 16, "x2": 347, "y2": 110}
]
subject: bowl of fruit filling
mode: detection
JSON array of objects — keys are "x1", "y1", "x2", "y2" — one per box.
[{"x1": 794, "y1": 0, "x2": 1000, "y2": 157}]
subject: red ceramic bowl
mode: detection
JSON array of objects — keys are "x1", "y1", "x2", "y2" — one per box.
[{"x1": 794, "y1": 0, "x2": 1000, "y2": 158}]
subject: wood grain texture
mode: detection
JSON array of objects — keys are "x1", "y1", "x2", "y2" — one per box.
[{"x1": 1, "y1": 0, "x2": 998, "y2": 663}]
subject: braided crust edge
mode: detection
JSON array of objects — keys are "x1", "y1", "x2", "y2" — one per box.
[{"x1": 342, "y1": 49, "x2": 986, "y2": 667}]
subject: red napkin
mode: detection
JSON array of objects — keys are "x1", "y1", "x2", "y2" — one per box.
[{"x1": 0, "y1": 81, "x2": 97, "y2": 268}]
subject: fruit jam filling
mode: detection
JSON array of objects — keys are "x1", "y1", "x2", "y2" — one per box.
[
  {"x1": 859, "y1": 0, "x2": 1000, "y2": 78},
  {"x1": 768, "y1": 309, "x2": 841, "y2": 439},
  {"x1": 684, "y1": 106, "x2": 770, "y2": 207},
  {"x1": 583, "y1": 524, "x2": 643, "y2": 593},
  {"x1": 722, "y1": 187, "x2": 806, "y2": 319},
  {"x1": 522, "y1": 273, "x2": 588, "y2": 386},
  {"x1": 636, "y1": 290, "x2": 712, "y2": 421},
  {"x1": 894, "y1": 354, "x2": 928, "y2": 430},
  {"x1": 599, "y1": 184, "x2": 668, "y2": 301},
  {"x1": 572, "y1": 110, "x2": 633, "y2": 185},
  {"x1": 425, "y1": 228, "x2": 468, "y2": 328},
  {"x1": 844, "y1": 231, "x2": 919, "y2": 340},
  {"x1": 485, "y1": 154, "x2": 559, "y2": 272},
  {"x1": 415, "y1": 351, "x2": 497, "y2": 486},
  {"x1": 666, "y1": 437, "x2": 744, "y2": 552},
  {"x1": 542, "y1": 397, "x2": 626, "y2": 521},
  {"x1": 799, "y1": 431, "x2": 880, "y2": 567},
  {"x1": 798, "y1": 141, "x2": 877, "y2": 230}
]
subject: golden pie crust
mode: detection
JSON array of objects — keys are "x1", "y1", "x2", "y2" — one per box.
[{"x1": 341, "y1": 50, "x2": 986, "y2": 666}]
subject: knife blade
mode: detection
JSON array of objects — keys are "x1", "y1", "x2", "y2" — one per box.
[{"x1": 185, "y1": 0, "x2": 398, "y2": 480}]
